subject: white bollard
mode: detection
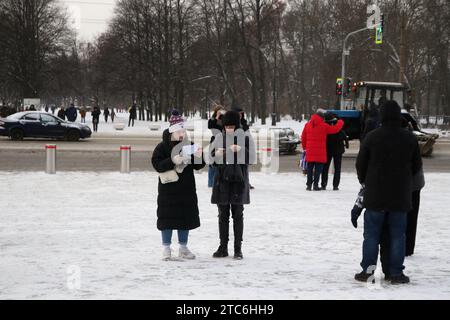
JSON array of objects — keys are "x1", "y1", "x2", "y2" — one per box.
[
  {"x1": 45, "y1": 144, "x2": 56, "y2": 174},
  {"x1": 120, "y1": 145, "x2": 131, "y2": 173}
]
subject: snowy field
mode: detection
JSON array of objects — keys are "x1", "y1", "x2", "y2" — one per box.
[{"x1": 1, "y1": 171, "x2": 450, "y2": 300}]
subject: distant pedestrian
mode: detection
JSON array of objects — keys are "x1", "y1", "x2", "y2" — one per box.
[
  {"x1": 80, "y1": 107, "x2": 87, "y2": 123},
  {"x1": 92, "y1": 106, "x2": 101, "y2": 132},
  {"x1": 104, "y1": 107, "x2": 110, "y2": 123},
  {"x1": 129, "y1": 103, "x2": 137, "y2": 127},
  {"x1": 111, "y1": 108, "x2": 116, "y2": 122},
  {"x1": 57, "y1": 107, "x2": 66, "y2": 120},
  {"x1": 65, "y1": 103, "x2": 77, "y2": 122}
]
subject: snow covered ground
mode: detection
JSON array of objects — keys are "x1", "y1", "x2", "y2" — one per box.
[{"x1": 1, "y1": 171, "x2": 449, "y2": 300}]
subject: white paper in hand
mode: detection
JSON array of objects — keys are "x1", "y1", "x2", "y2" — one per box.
[{"x1": 182, "y1": 144, "x2": 199, "y2": 157}]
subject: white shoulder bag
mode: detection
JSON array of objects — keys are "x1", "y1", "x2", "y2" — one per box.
[{"x1": 159, "y1": 169, "x2": 179, "y2": 184}]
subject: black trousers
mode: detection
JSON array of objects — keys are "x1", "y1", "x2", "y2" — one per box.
[
  {"x1": 217, "y1": 204, "x2": 244, "y2": 246},
  {"x1": 321, "y1": 153, "x2": 343, "y2": 188},
  {"x1": 306, "y1": 162, "x2": 324, "y2": 188},
  {"x1": 128, "y1": 117, "x2": 135, "y2": 127},
  {"x1": 380, "y1": 190, "x2": 421, "y2": 275},
  {"x1": 93, "y1": 120, "x2": 98, "y2": 132}
]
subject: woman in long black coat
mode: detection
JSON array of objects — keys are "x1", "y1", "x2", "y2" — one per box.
[
  {"x1": 210, "y1": 111, "x2": 256, "y2": 260},
  {"x1": 152, "y1": 124, "x2": 205, "y2": 261}
]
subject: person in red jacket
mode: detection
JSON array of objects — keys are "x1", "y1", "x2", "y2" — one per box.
[{"x1": 301, "y1": 110, "x2": 344, "y2": 191}]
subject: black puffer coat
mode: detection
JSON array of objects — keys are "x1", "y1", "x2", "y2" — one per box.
[
  {"x1": 210, "y1": 131, "x2": 256, "y2": 205},
  {"x1": 151, "y1": 129, "x2": 205, "y2": 230}
]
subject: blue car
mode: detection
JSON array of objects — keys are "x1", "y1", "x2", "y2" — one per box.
[{"x1": 0, "y1": 111, "x2": 92, "y2": 141}]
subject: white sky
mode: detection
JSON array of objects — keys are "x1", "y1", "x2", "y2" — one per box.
[{"x1": 59, "y1": 0, "x2": 117, "y2": 42}]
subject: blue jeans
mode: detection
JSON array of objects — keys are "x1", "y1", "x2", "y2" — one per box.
[
  {"x1": 306, "y1": 162, "x2": 324, "y2": 188},
  {"x1": 361, "y1": 209, "x2": 407, "y2": 276},
  {"x1": 208, "y1": 165, "x2": 216, "y2": 188},
  {"x1": 161, "y1": 230, "x2": 189, "y2": 246}
]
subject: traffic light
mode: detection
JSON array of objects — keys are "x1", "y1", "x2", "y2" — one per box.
[
  {"x1": 336, "y1": 78, "x2": 343, "y2": 96},
  {"x1": 345, "y1": 78, "x2": 352, "y2": 95},
  {"x1": 375, "y1": 14, "x2": 384, "y2": 44}
]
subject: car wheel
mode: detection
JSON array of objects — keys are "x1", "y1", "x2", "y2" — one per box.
[
  {"x1": 10, "y1": 128, "x2": 24, "y2": 141},
  {"x1": 66, "y1": 130, "x2": 80, "y2": 142}
]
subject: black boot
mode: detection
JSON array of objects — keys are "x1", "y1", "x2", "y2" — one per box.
[
  {"x1": 390, "y1": 273, "x2": 410, "y2": 285},
  {"x1": 213, "y1": 244, "x2": 229, "y2": 258},
  {"x1": 354, "y1": 271, "x2": 375, "y2": 283},
  {"x1": 234, "y1": 241, "x2": 243, "y2": 260},
  {"x1": 232, "y1": 205, "x2": 244, "y2": 260},
  {"x1": 214, "y1": 205, "x2": 230, "y2": 258}
]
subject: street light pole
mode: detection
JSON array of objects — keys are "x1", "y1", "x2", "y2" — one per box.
[{"x1": 340, "y1": 26, "x2": 370, "y2": 110}]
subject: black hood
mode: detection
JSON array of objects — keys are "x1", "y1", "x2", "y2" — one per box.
[{"x1": 381, "y1": 100, "x2": 402, "y2": 127}]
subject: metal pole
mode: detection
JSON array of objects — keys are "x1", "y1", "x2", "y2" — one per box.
[
  {"x1": 341, "y1": 27, "x2": 371, "y2": 109},
  {"x1": 120, "y1": 145, "x2": 131, "y2": 173},
  {"x1": 45, "y1": 144, "x2": 56, "y2": 174}
]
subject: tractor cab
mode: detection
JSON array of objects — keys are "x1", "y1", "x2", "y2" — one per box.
[{"x1": 328, "y1": 81, "x2": 438, "y2": 156}]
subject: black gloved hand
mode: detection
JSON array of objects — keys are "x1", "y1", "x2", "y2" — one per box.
[{"x1": 351, "y1": 207, "x2": 363, "y2": 228}]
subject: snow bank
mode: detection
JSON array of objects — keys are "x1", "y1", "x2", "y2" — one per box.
[{"x1": 1, "y1": 171, "x2": 449, "y2": 299}]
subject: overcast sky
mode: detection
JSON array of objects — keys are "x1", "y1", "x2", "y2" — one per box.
[{"x1": 59, "y1": 0, "x2": 117, "y2": 42}]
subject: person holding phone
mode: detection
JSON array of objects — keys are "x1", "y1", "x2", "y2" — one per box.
[{"x1": 210, "y1": 110, "x2": 256, "y2": 260}]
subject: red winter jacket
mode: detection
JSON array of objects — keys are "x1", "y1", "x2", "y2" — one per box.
[{"x1": 301, "y1": 114, "x2": 344, "y2": 163}]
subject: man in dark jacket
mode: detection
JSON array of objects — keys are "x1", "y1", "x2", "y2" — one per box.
[
  {"x1": 91, "y1": 106, "x2": 101, "y2": 132},
  {"x1": 129, "y1": 103, "x2": 137, "y2": 127},
  {"x1": 321, "y1": 113, "x2": 349, "y2": 190},
  {"x1": 104, "y1": 107, "x2": 110, "y2": 123},
  {"x1": 65, "y1": 103, "x2": 77, "y2": 122},
  {"x1": 210, "y1": 110, "x2": 256, "y2": 259},
  {"x1": 354, "y1": 100, "x2": 422, "y2": 285}
]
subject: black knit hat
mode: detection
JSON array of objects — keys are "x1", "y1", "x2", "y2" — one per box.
[{"x1": 222, "y1": 110, "x2": 241, "y2": 128}]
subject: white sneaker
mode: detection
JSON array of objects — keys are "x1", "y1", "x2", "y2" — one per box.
[
  {"x1": 162, "y1": 246, "x2": 172, "y2": 261},
  {"x1": 179, "y1": 246, "x2": 196, "y2": 259}
]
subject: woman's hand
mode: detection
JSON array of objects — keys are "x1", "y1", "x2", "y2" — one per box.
[
  {"x1": 194, "y1": 147, "x2": 203, "y2": 158},
  {"x1": 230, "y1": 144, "x2": 241, "y2": 153},
  {"x1": 172, "y1": 155, "x2": 184, "y2": 165},
  {"x1": 215, "y1": 148, "x2": 225, "y2": 157}
]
